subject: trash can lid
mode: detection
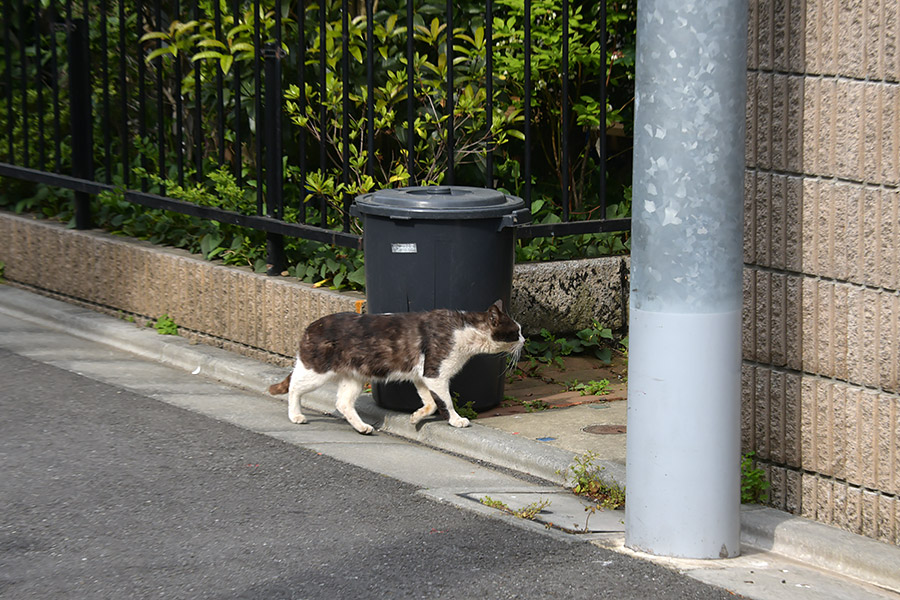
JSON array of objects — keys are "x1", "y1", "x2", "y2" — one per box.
[{"x1": 354, "y1": 186, "x2": 525, "y2": 220}]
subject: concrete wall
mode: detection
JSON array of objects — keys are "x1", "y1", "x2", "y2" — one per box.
[
  {"x1": 0, "y1": 212, "x2": 628, "y2": 359},
  {"x1": 0, "y1": 214, "x2": 364, "y2": 365},
  {"x1": 744, "y1": 0, "x2": 900, "y2": 545}
]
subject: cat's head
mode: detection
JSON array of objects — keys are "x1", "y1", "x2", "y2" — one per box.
[{"x1": 485, "y1": 300, "x2": 525, "y2": 356}]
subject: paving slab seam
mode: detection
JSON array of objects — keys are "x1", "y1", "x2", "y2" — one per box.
[{"x1": 3, "y1": 285, "x2": 900, "y2": 594}]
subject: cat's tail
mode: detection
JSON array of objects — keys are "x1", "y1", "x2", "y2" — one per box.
[{"x1": 268, "y1": 372, "x2": 291, "y2": 395}]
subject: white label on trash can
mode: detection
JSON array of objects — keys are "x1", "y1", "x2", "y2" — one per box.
[{"x1": 391, "y1": 243, "x2": 417, "y2": 254}]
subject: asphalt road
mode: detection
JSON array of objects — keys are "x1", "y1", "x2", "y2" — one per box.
[{"x1": 0, "y1": 346, "x2": 735, "y2": 600}]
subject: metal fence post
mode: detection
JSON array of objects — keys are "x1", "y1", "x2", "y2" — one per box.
[
  {"x1": 67, "y1": 17, "x2": 92, "y2": 229},
  {"x1": 263, "y1": 43, "x2": 286, "y2": 276}
]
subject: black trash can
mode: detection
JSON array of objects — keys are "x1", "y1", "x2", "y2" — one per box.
[{"x1": 351, "y1": 186, "x2": 530, "y2": 413}]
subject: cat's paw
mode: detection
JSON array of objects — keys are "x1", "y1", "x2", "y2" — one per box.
[
  {"x1": 289, "y1": 413, "x2": 308, "y2": 424},
  {"x1": 449, "y1": 416, "x2": 470, "y2": 428},
  {"x1": 354, "y1": 423, "x2": 374, "y2": 435}
]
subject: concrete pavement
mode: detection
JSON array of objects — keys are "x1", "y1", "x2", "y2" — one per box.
[{"x1": 1, "y1": 284, "x2": 899, "y2": 599}]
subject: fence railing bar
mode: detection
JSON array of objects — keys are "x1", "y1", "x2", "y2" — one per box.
[
  {"x1": 485, "y1": 0, "x2": 493, "y2": 187},
  {"x1": 18, "y1": 0, "x2": 28, "y2": 168},
  {"x1": 263, "y1": 41, "x2": 286, "y2": 274},
  {"x1": 297, "y1": 0, "x2": 307, "y2": 224},
  {"x1": 213, "y1": 0, "x2": 224, "y2": 166},
  {"x1": 124, "y1": 190, "x2": 363, "y2": 249},
  {"x1": 100, "y1": 0, "x2": 111, "y2": 183},
  {"x1": 118, "y1": 0, "x2": 129, "y2": 186},
  {"x1": 51, "y1": 9, "x2": 62, "y2": 173},
  {"x1": 561, "y1": 0, "x2": 569, "y2": 222},
  {"x1": 34, "y1": 9, "x2": 45, "y2": 172},
  {"x1": 3, "y1": 0, "x2": 12, "y2": 161},
  {"x1": 516, "y1": 218, "x2": 631, "y2": 239},
  {"x1": 137, "y1": 0, "x2": 148, "y2": 191},
  {"x1": 275, "y1": 0, "x2": 282, "y2": 41},
  {"x1": 67, "y1": 17, "x2": 93, "y2": 229},
  {"x1": 253, "y1": 0, "x2": 263, "y2": 214},
  {"x1": 154, "y1": 0, "x2": 165, "y2": 192},
  {"x1": 0, "y1": 161, "x2": 113, "y2": 194},
  {"x1": 599, "y1": 0, "x2": 608, "y2": 218},
  {"x1": 405, "y1": 0, "x2": 414, "y2": 182},
  {"x1": 445, "y1": 0, "x2": 453, "y2": 185},
  {"x1": 272, "y1": 0, "x2": 283, "y2": 219},
  {"x1": 317, "y1": 0, "x2": 326, "y2": 227},
  {"x1": 175, "y1": 0, "x2": 187, "y2": 188},
  {"x1": 0, "y1": 162, "x2": 114, "y2": 194},
  {"x1": 193, "y1": 0, "x2": 202, "y2": 182},
  {"x1": 341, "y1": 0, "x2": 350, "y2": 233},
  {"x1": 365, "y1": 0, "x2": 374, "y2": 179},
  {"x1": 232, "y1": 0, "x2": 244, "y2": 188},
  {"x1": 0, "y1": 161, "x2": 363, "y2": 251},
  {"x1": 523, "y1": 0, "x2": 531, "y2": 206}
]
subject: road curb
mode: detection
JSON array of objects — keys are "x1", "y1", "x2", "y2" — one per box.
[{"x1": 2, "y1": 284, "x2": 899, "y2": 594}]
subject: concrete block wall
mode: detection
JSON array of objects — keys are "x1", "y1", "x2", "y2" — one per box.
[
  {"x1": 0, "y1": 214, "x2": 365, "y2": 363},
  {"x1": 746, "y1": 0, "x2": 900, "y2": 544}
]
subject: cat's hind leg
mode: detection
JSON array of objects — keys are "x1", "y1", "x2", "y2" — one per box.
[
  {"x1": 334, "y1": 378, "x2": 373, "y2": 434},
  {"x1": 287, "y1": 364, "x2": 331, "y2": 424},
  {"x1": 424, "y1": 378, "x2": 470, "y2": 428},
  {"x1": 409, "y1": 381, "x2": 438, "y2": 425}
]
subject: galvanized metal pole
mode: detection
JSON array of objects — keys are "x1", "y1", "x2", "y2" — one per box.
[{"x1": 626, "y1": 0, "x2": 748, "y2": 559}]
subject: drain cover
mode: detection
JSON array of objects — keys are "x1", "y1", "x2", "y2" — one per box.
[{"x1": 583, "y1": 424, "x2": 626, "y2": 435}]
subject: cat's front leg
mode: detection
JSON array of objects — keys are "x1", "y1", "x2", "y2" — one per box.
[
  {"x1": 334, "y1": 379, "x2": 374, "y2": 434},
  {"x1": 425, "y1": 379, "x2": 470, "y2": 428},
  {"x1": 409, "y1": 381, "x2": 438, "y2": 425}
]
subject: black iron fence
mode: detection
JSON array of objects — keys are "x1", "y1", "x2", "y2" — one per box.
[{"x1": 1, "y1": 0, "x2": 632, "y2": 273}]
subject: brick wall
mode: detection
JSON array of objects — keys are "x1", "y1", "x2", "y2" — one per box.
[{"x1": 745, "y1": 0, "x2": 900, "y2": 544}]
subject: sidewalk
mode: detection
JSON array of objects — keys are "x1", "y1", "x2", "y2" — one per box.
[{"x1": 1, "y1": 284, "x2": 899, "y2": 600}]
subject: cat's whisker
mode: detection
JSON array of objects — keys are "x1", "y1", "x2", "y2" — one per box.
[{"x1": 504, "y1": 345, "x2": 522, "y2": 374}]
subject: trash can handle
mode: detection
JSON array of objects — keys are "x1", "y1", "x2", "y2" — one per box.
[{"x1": 499, "y1": 206, "x2": 532, "y2": 230}]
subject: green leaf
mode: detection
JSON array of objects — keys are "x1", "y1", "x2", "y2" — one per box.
[
  {"x1": 192, "y1": 50, "x2": 225, "y2": 61},
  {"x1": 220, "y1": 54, "x2": 234, "y2": 74},
  {"x1": 139, "y1": 31, "x2": 169, "y2": 43},
  {"x1": 145, "y1": 46, "x2": 175, "y2": 62},
  {"x1": 197, "y1": 39, "x2": 227, "y2": 49},
  {"x1": 173, "y1": 20, "x2": 200, "y2": 36},
  {"x1": 347, "y1": 265, "x2": 366, "y2": 286}
]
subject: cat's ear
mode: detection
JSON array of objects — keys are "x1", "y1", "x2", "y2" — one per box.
[{"x1": 488, "y1": 299, "x2": 503, "y2": 325}]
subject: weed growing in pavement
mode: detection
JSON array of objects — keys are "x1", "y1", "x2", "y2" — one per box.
[
  {"x1": 741, "y1": 452, "x2": 770, "y2": 504},
  {"x1": 522, "y1": 399, "x2": 551, "y2": 412},
  {"x1": 480, "y1": 496, "x2": 552, "y2": 520},
  {"x1": 154, "y1": 314, "x2": 179, "y2": 336},
  {"x1": 562, "y1": 451, "x2": 626, "y2": 510},
  {"x1": 566, "y1": 379, "x2": 611, "y2": 396},
  {"x1": 0, "y1": 260, "x2": 5, "y2": 283}
]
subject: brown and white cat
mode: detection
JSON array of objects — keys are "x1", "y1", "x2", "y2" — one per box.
[{"x1": 268, "y1": 300, "x2": 524, "y2": 434}]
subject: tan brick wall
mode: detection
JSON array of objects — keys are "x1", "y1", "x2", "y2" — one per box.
[
  {"x1": 746, "y1": 0, "x2": 900, "y2": 543},
  {"x1": 0, "y1": 214, "x2": 366, "y2": 361}
]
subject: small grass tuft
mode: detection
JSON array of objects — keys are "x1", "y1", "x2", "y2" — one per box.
[
  {"x1": 480, "y1": 496, "x2": 552, "y2": 520},
  {"x1": 154, "y1": 313, "x2": 179, "y2": 336},
  {"x1": 562, "y1": 451, "x2": 626, "y2": 510},
  {"x1": 741, "y1": 452, "x2": 770, "y2": 504}
]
